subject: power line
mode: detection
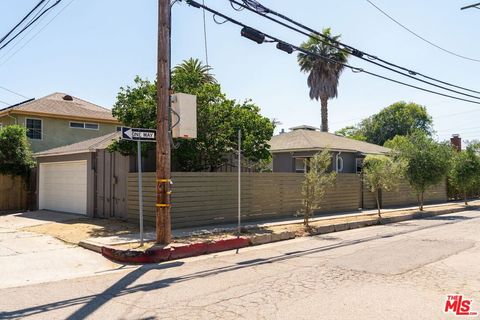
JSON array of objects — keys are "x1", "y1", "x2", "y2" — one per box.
[
  {"x1": 0, "y1": 0, "x2": 62, "y2": 51},
  {"x1": 0, "y1": 0, "x2": 75, "y2": 67},
  {"x1": 0, "y1": 0, "x2": 48, "y2": 45},
  {"x1": 0, "y1": 1, "x2": 53, "y2": 61},
  {"x1": 0, "y1": 99, "x2": 11, "y2": 106},
  {"x1": 0, "y1": 10, "x2": 48, "y2": 62},
  {"x1": 185, "y1": 0, "x2": 480, "y2": 106},
  {"x1": 461, "y1": 2, "x2": 480, "y2": 10},
  {"x1": 227, "y1": 0, "x2": 480, "y2": 102},
  {"x1": 231, "y1": 0, "x2": 480, "y2": 96},
  {"x1": 201, "y1": 0, "x2": 209, "y2": 66},
  {"x1": 0, "y1": 86, "x2": 29, "y2": 99},
  {"x1": 366, "y1": 0, "x2": 480, "y2": 63}
]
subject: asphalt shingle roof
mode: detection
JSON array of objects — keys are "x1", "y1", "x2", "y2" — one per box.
[
  {"x1": 0, "y1": 92, "x2": 118, "y2": 122},
  {"x1": 35, "y1": 132, "x2": 120, "y2": 157},
  {"x1": 269, "y1": 129, "x2": 390, "y2": 154}
]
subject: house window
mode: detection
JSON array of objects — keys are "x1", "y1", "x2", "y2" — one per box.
[
  {"x1": 26, "y1": 118, "x2": 42, "y2": 140},
  {"x1": 336, "y1": 155, "x2": 344, "y2": 173},
  {"x1": 295, "y1": 157, "x2": 307, "y2": 173},
  {"x1": 69, "y1": 122, "x2": 99, "y2": 130}
]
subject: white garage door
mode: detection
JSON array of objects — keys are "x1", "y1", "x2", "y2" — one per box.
[{"x1": 39, "y1": 161, "x2": 87, "y2": 215}]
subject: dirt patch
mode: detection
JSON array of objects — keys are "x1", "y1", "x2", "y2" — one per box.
[
  {"x1": 21, "y1": 202, "x2": 478, "y2": 249},
  {"x1": 21, "y1": 218, "x2": 148, "y2": 245}
]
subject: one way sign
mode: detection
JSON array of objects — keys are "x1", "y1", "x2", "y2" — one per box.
[{"x1": 121, "y1": 127, "x2": 157, "y2": 142}]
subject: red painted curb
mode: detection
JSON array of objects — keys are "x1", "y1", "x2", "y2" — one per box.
[
  {"x1": 207, "y1": 237, "x2": 250, "y2": 253},
  {"x1": 170, "y1": 242, "x2": 209, "y2": 259},
  {"x1": 101, "y1": 246, "x2": 171, "y2": 264},
  {"x1": 101, "y1": 237, "x2": 250, "y2": 264}
]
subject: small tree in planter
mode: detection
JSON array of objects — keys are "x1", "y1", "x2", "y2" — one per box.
[
  {"x1": 362, "y1": 155, "x2": 401, "y2": 219},
  {"x1": 449, "y1": 147, "x2": 480, "y2": 205},
  {"x1": 385, "y1": 132, "x2": 452, "y2": 211},
  {"x1": 299, "y1": 149, "x2": 336, "y2": 227}
]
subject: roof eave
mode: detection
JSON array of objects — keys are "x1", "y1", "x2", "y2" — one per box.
[
  {"x1": 35, "y1": 149, "x2": 95, "y2": 158},
  {"x1": 270, "y1": 147, "x2": 389, "y2": 154},
  {"x1": 1, "y1": 110, "x2": 120, "y2": 124}
]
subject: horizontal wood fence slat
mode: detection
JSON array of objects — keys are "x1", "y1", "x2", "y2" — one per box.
[{"x1": 127, "y1": 172, "x2": 448, "y2": 229}]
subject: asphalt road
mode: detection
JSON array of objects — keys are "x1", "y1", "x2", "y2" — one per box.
[{"x1": 2, "y1": 210, "x2": 480, "y2": 320}]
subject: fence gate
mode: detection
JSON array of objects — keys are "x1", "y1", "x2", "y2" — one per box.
[{"x1": 95, "y1": 150, "x2": 129, "y2": 219}]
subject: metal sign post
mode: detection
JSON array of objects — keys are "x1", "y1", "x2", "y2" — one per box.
[
  {"x1": 137, "y1": 141, "x2": 144, "y2": 246},
  {"x1": 238, "y1": 129, "x2": 241, "y2": 236},
  {"x1": 121, "y1": 126, "x2": 157, "y2": 246}
]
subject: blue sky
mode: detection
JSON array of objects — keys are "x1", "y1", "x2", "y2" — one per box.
[{"x1": 0, "y1": 0, "x2": 479, "y2": 141}]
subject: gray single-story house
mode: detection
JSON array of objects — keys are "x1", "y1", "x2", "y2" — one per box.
[{"x1": 269, "y1": 125, "x2": 390, "y2": 173}]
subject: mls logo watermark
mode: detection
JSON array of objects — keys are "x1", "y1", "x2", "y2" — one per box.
[{"x1": 444, "y1": 295, "x2": 478, "y2": 316}]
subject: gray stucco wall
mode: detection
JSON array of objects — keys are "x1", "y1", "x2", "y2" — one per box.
[
  {"x1": 36, "y1": 153, "x2": 95, "y2": 217},
  {"x1": 272, "y1": 150, "x2": 362, "y2": 173}
]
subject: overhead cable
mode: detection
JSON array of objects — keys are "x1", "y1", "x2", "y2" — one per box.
[
  {"x1": 185, "y1": 0, "x2": 480, "y2": 106},
  {"x1": 234, "y1": 0, "x2": 480, "y2": 95}
]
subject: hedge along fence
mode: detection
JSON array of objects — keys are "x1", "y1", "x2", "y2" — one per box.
[
  {"x1": 0, "y1": 174, "x2": 28, "y2": 212},
  {"x1": 127, "y1": 172, "x2": 448, "y2": 229}
]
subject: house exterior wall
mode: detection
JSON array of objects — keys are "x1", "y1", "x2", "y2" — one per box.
[
  {"x1": 0, "y1": 114, "x2": 119, "y2": 153},
  {"x1": 272, "y1": 150, "x2": 361, "y2": 173},
  {"x1": 36, "y1": 153, "x2": 95, "y2": 216}
]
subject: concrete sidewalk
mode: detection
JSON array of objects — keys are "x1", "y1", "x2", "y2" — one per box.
[
  {"x1": 0, "y1": 211, "x2": 127, "y2": 289},
  {"x1": 81, "y1": 200, "x2": 480, "y2": 251}
]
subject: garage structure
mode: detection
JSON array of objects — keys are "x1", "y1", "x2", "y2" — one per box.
[
  {"x1": 35, "y1": 132, "x2": 129, "y2": 219},
  {"x1": 39, "y1": 160, "x2": 88, "y2": 215}
]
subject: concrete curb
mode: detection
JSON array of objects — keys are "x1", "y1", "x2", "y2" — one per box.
[
  {"x1": 101, "y1": 237, "x2": 250, "y2": 264},
  {"x1": 96, "y1": 204, "x2": 478, "y2": 264}
]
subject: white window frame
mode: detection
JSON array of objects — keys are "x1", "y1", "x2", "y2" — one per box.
[
  {"x1": 25, "y1": 118, "x2": 43, "y2": 140},
  {"x1": 294, "y1": 157, "x2": 308, "y2": 173},
  {"x1": 336, "y1": 154, "x2": 344, "y2": 173},
  {"x1": 0, "y1": 123, "x2": 3, "y2": 130},
  {"x1": 69, "y1": 121, "x2": 100, "y2": 130}
]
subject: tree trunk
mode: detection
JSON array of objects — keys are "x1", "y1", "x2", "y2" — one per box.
[
  {"x1": 320, "y1": 96, "x2": 329, "y2": 132},
  {"x1": 465, "y1": 191, "x2": 468, "y2": 206},
  {"x1": 375, "y1": 188, "x2": 381, "y2": 219},
  {"x1": 419, "y1": 192, "x2": 424, "y2": 211}
]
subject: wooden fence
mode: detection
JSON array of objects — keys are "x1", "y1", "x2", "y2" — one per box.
[
  {"x1": 127, "y1": 172, "x2": 448, "y2": 229},
  {"x1": 0, "y1": 174, "x2": 28, "y2": 212}
]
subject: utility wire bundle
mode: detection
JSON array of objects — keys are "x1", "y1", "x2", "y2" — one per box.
[
  {"x1": 184, "y1": 0, "x2": 480, "y2": 106},
  {"x1": 0, "y1": 0, "x2": 62, "y2": 51}
]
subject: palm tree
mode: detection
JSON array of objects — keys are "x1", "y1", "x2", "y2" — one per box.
[
  {"x1": 297, "y1": 28, "x2": 349, "y2": 132},
  {"x1": 172, "y1": 58, "x2": 217, "y2": 87}
]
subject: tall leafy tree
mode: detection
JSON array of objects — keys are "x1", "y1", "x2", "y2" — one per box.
[
  {"x1": 110, "y1": 59, "x2": 274, "y2": 171},
  {"x1": 335, "y1": 125, "x2": 367, "y2": 141},
  {"x1": 0, "y1": 125, "x2": 35, "y2": 177},
  {"x1": 337, "y1": 101, "x2": 432, "y2": 145},
  {"x1": 297, "y1": 28, "x2": 349, "y2": 132},
  {"x1": 385, "y1": 132, "x2": 452, "y2": 210},
  {"x1": 448, "y1": 147, "x2": 480, "y2": 205}
]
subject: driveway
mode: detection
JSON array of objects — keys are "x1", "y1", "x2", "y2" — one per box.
[{"x1": 0, "y1": 211, "x2": 129, "y2": 289}]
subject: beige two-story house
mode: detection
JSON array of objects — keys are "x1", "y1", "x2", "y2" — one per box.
[{"x1": 0, "y1": 92, "x2": 120, "y2": 152}]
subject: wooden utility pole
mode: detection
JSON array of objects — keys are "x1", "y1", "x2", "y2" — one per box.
[{"x1": 156, "y1": 0, "x2": 172, "y2": 244}]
